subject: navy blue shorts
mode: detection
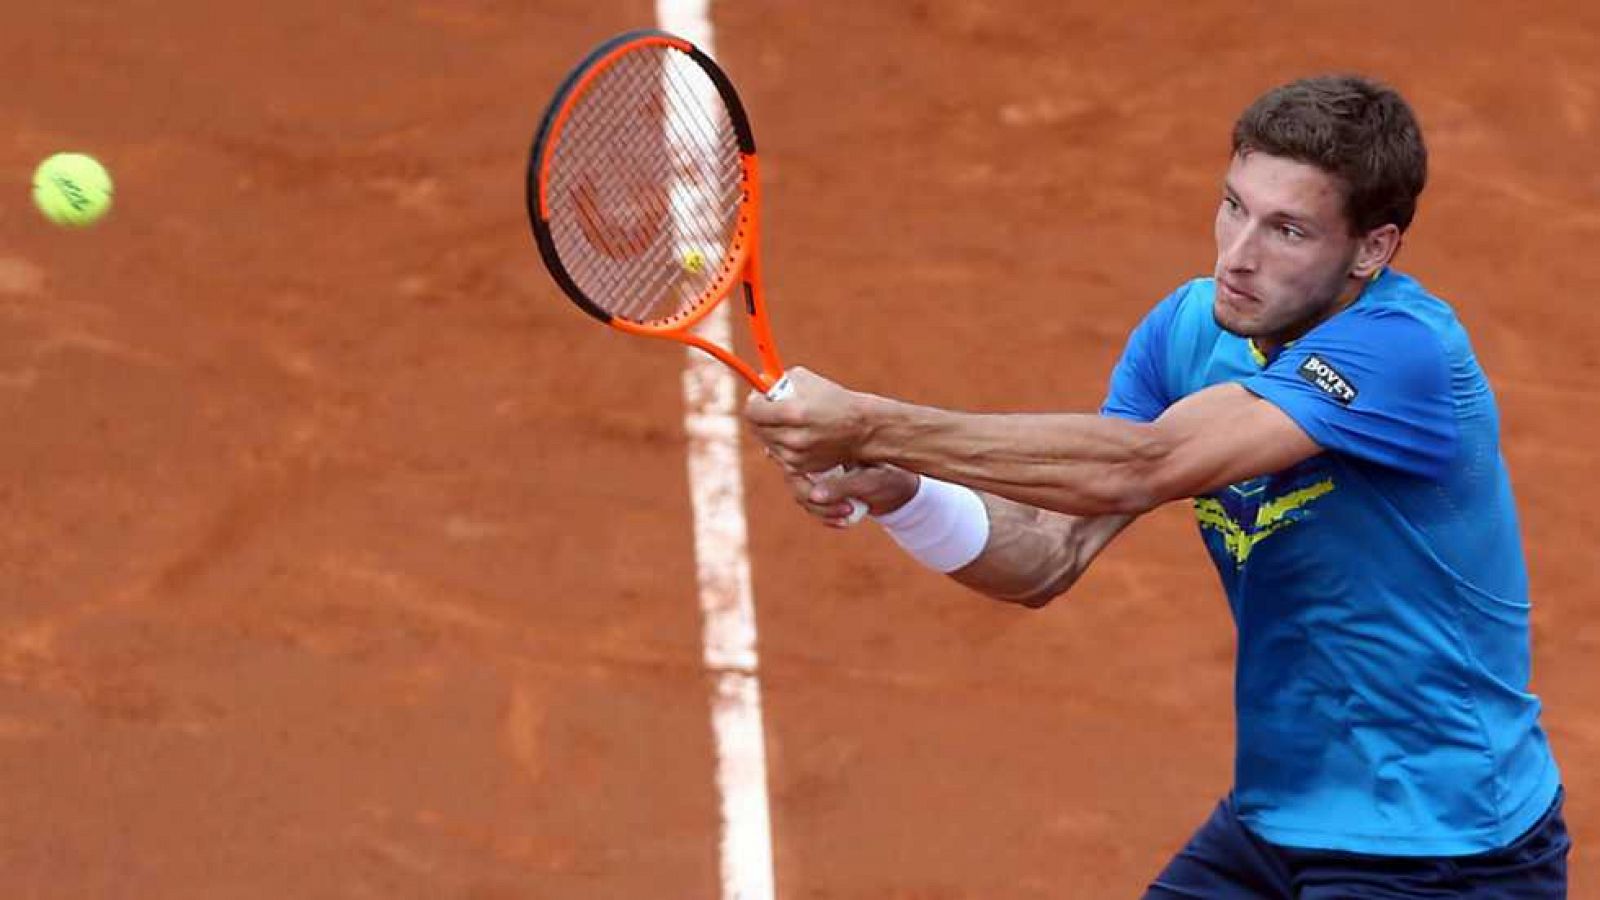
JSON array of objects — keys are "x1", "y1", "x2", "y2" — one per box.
[{"x1": 1145, "y1": 789, "x2": 1569, "y2": 899}]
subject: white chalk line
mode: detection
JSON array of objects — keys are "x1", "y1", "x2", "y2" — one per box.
[{"x1": 655, "y1": 2, "x2": 779, "y2": 900}]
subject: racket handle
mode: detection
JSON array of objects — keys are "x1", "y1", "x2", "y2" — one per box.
[
  {"x1": 764, "y1": 375, "x2": 869, "y2": 527},
  {"x1": 818, "y1": 465, "x2": 870, "y2": 526},
  {"x1": 763, "y1": 373, "x2": 798, "y2": 402}
]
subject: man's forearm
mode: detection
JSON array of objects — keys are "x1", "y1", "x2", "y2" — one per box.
[
  {"x1": 856, "y1": 394, "x2": 1170, "y2": 517},
  {"x1": 951, "y1": 492, "x2": 1134, "y2": 607}
]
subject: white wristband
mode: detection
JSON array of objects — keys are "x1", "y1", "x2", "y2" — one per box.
[{"x1": 872, "y1": 476, "x2": 990, "y2": 573}]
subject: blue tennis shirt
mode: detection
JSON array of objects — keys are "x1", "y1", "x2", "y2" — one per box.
[{"x1": 1101, "y1": 270, "x2": 1559, "y2": 855}]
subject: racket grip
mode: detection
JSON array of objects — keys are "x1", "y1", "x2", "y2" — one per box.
[
  {"x1": 764, "y1": 375, "x2": 869, "y2": 527},
  {"x1": 763, "y1": 374, "x2": 798, "y2": 402},
  {"x1": 821, "y1": 467, "x2": 870, "y2": 526}
]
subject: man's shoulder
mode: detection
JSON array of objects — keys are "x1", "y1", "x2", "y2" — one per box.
[
  {"x1": 1158, "y1": 275, "x2": 1228, "y2": 352},
  {"x1": 1156, "y1": 276, "x2": 1217, "y2": 315},
  {"x1": 1141, "y1": 277, "x2": 1258, "y2": 393},
  {"x1": 1140, "y1": 277, "x2": 1222, "y2": 341},
  {"x1": 1347, "y1": 269, "x2": 1464, "y2": 338}
]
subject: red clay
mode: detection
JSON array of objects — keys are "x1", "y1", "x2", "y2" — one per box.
[{"x1": 2, "y1": 2, "x2": 1596, "y2": 897}]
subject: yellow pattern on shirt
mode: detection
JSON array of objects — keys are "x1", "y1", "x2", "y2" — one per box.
[{"x1": 1193, "y1": 478, "x2": 1336, "y2": 565}]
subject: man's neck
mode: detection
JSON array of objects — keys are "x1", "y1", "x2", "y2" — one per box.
[{"x1": 1255, "y1": 273, "x2": 1375, "y2": 357}]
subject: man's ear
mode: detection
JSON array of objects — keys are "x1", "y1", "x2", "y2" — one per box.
[{"x1": 1353, "y1": 223, "x2": 1402, "y2": 280}]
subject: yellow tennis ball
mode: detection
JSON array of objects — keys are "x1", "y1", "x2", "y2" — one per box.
[
  {"x1": 682, "y1": 249, "x2": 705, "y2": 274},
  {"x1": 32, "y1": 152, "x2": 114, "y2": 228}
]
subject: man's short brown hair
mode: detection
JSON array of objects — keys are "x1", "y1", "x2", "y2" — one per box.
[{"x1": 1232, "y1": 75, "x2": 1428, "y2": 235}]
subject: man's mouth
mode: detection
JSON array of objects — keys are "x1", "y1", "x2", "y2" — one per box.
[{"x1": 1218, "y1": 278, "x2": 1261, "y2": 305}]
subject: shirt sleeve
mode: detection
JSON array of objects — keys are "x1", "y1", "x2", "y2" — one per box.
[
  {"x1": 1100, "y1": 286, "x2": 1187, "y2": 423},
  {"x1": 1243, "y1": 307, "x2": 1458, "y2": 479}
]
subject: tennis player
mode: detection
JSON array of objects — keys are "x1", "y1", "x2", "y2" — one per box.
[{"x1": 744, "y1": 75, "x2": 1569, "y2": 897}]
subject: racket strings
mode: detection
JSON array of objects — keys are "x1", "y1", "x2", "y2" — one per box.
[
  {"x1": 556, "y1": 74, "x2": 722, "y2": 318},
  {"x1": 545, "y1": 46, "x2": 746, "y2": 325}
]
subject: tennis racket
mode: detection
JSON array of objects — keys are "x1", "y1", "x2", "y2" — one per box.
[{"x1": 526, "y1": 29, "x2": 866, "y2": 524}]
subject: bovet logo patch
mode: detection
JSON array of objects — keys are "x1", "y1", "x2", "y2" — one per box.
[{"x1": 1297, "y1": 354, "x2": 1358, "y2": 405}]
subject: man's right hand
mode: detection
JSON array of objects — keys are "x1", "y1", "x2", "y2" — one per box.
[{"x1": 778, "y1": 462, "x2": 919, "y2": 528}]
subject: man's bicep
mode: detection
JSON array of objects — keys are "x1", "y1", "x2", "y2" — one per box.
[{"x1": 1146, "y1": 383, "x2": 1321, "y2": 501}]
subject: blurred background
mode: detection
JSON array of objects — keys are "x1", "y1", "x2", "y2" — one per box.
[{"x1": 3, "y1": 1, "x2": 1596, "y2": 896}]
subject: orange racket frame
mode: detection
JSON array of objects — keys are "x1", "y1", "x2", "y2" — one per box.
[{"x1": 527, "y1": 30, "x2": 788, "y2": 396}]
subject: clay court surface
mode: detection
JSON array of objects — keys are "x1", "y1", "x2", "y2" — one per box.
[{"x1": 3, "y1": 2, "x2": 1598, "y2": 897}]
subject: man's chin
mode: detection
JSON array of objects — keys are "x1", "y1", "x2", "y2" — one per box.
[{"x1": 1212, "y1": 302, "x2": 1258, "y2": 338}]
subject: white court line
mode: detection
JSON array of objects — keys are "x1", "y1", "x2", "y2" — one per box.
[{"x1": 654, "y1": 3, "x2": 779, "y2": 900}]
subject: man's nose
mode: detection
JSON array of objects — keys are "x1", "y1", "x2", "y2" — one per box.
[{"x1": 1219, "y1": 224, "x2": 1259, "y2": 273}]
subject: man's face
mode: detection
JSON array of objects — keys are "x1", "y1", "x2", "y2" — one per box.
[{"x1": 1212, "y1": 150, "x2": 1364, "y2": 346}]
